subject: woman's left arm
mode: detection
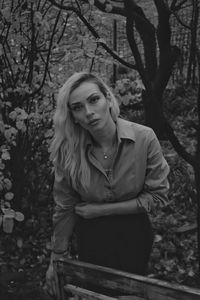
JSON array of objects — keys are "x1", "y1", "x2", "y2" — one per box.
[
  {"x1": 75, "y1": 129, "x2": 170, "y2": 219},
  {"x1": 134, "y1": 128, "x2": 170, "y2": 213}
]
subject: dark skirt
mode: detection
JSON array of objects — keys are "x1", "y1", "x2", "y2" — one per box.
[{"x1": 75, "y1": 213, "x2": 154, "y2": 275}]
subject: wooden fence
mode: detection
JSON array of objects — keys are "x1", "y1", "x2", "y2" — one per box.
[{"x1": 54, "y1": 259, "x2": 200, "y2": 300}]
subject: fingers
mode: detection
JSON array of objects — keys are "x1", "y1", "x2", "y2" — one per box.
[
  {"x1": 76, "y1": 202, "x2": 86, "y2": 207},
  {"x1": 43, "y1": 282, "x2": 54, "y2": 297},
  {"x1": 45, "y1": 265, "x2": 58, "y2": 297},
  {"x1": 54, "y1": 268, "x2": 60, "y2": 299},
  {"x1": 44, "y1": 278, "x2": 56, "y2": 296},
  {"x1": 75, "y1": 204, "x2": 85, "y2": 216}
]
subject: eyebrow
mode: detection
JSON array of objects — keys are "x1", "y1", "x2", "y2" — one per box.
[{"x1": 70, "y1": 92, "x2": 99, "y2": 106}]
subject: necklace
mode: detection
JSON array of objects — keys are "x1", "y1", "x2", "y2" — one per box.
[
  {"x1": 98, "y1": 140, "x2": 118, "y2": 160},
  {"x1": 102, "y1": 149, "x2": 114, "y2": 159},
  {"x1": 92, "y1": 134, "x2": 118, "y2": 162},
  {"x1": 103, "y1": 152, "x2": 109, "y2": 159}
]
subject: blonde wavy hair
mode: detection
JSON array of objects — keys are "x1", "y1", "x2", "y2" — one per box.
[{"x1": 50, "y1": 71, "x2": 120, "y2": 191}]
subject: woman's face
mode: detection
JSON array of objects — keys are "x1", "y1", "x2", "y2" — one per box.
[{"x1": 69, "y1": 81, "x2": 114, "y2": 133}]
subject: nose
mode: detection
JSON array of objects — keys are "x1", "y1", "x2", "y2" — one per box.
[{"x1": 85, "y1": 104, "x2": 94, "y2": 117}]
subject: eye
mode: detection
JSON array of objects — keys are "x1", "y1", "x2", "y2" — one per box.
[
  {"x1": 89, "y1": 95, "x2": 100, "y2": 104},
  {"x1": 71, "y1": 104, "x2": 84, "y2": 112}
]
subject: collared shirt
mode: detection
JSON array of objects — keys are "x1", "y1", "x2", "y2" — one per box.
[{"x1": 51, "y1": 118, "x2": 170, "y2": 256}]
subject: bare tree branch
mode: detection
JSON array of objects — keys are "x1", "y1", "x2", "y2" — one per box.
[
  {"x1": 29, "y1": 2, "x2": 63, "y2": 97},
  {"x1": 164, "y1": 121, "x2": 195, "y2": 166},
  {"x1": 27, "y1": 3, "x2": 36, "y2": 84},
  {"x1": 172, "y1": 0, "x2": 189, "y2": 11},
  {"x1": 124, "y1": 0, "x2": 149, "y2": 87},
  {"x1": 57, "y1": 13, "x2": 71, "y2": 44},
  {"x1": 124, "y1": 0, "x2": 157, "y2": 81},
  {"x1": 153, "y1": 0, "x2": 181, "y2": 98},
  {"x1": 154, "y1": 0, "x2": 171, "y2": 50},
  {"x1": 170, "y1": 10, "x2": 191, "y2": 29},
  {"x1": 47, "y1": 0, "x2": 137, "y2": 69},
  {"x1": 93, "y1": 0, "x2": 125, "y2": 16},
  {"x1": 196, "y1": 49, "x2": 200, "y2": 157},
  {"x1": 97, "y1": 0, "x2": 158, "y2": 82},
  {"x1": 77, "y1": 10, "x2": 137, "y2": 69}
]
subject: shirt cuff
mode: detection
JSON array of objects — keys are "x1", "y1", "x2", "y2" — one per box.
[
  {"x1": 136, "y1": 192, "x2": 153, "y2": 213},
  {"x1": 51, "y1": 250, "x2": 69, "y2": 263}
]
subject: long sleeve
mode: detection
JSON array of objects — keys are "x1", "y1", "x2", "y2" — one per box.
[
  {"x1": 51, "y1": 172, "x2": 80, "y2": 260},
  {"x1": 136, "y1": 129, "x2": 170, "y2": 213}
]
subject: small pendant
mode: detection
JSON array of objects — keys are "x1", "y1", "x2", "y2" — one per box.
[{"x1": 103, "y1": 153, "x2": 108, "y2": 159}]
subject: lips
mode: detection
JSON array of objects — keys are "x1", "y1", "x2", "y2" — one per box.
[{"x1": 88, "y1": 119, "x2": 99, "y2": 126}]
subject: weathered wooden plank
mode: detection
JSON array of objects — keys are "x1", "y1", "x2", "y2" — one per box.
[
  {"x1": 64, "y1": 284, "x2": 118, "y2": 300},
  {"x1": 118, "y1": 296, "x2": 143, "y2": 300},
  {"x1": 64, "y1": 285, "x2": 143, "y2": 300},
  {"x1": 55, "y1": 259, "x2": 200, "y2": 300}
]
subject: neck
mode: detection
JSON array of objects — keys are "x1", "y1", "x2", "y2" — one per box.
[{"x1": 92, "y1": 120, "x2": 117, "y2": 150}]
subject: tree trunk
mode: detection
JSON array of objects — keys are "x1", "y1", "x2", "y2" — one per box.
[
  {"x1": 142, "y1": 90, "x2": 166, "y2": 140},
  {"x1": 194, "y1": 164, "x2": 200, "y2": 275},
  {"x1": 186, "y1": 0, "x2": 199, "y2": 85}
]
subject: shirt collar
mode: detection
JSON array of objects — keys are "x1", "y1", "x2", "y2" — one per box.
[
  {"x1": 85, "y1": 117, "x2": 136, "y2": 148},
  {"x1": 116, "y1": 117, "x2": 136, "y2": 142}
]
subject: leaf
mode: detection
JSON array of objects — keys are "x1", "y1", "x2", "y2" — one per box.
[
  {"x1": 154, "y1": 234, "x2": 162, "y2": 243},
  {"x1": 175, "y1": 223, "x2": 197, "y2": 233},
  {"x1": 0, "y1": 162, "x2": 5, "y2": 170},
  {"x1": 18, "y1": 109, "x2": 28, "y2": 120},
  {"x1": 4, "y1": 127, "x2": 18, "y2": 141},
  {"x1": 97, "y1": 38, "x2": 106, "y2": 44},
  {"x1": 122, "y1": 95, "x2": 130, "y2": 106},
  {"x1": 3, "y1": 208, "x2": 15, "y2": 216},
  {"x1": 88, "y1": 0, "x2": 95, "y2": 5},
  {"x1": 5, "y1": 102, "x2": 12, "y2": 107},
  {"x1": 177, "y1": 267, "x2": 186, "y2": 275},
  {"x1": 17, "y1": 238, "x2": 23, "y2": 248},
  {"x1": 20, "y1": 258, "x2": 26, "y2": 265},
  {"x1": 1, "y1": 151, "x2": 10, "y2": 160},
  {"x1": 9, "y1": 111, "x2": 17, "y2": 121},
  {"x1": 1, "y1": 7, "x2": 11, "y2": 22},
  {"x1": 4, "y1": 178, "x2": 12, "y2": 190},
  {"x1": 16, "y1": 120, "x2": 26, "y2": 132},
  {"x1": 0, "y1": 121, "x2": 5, "y2": 133},
  {"x1": 15, "y1": 212, "x2": 24, "y2": 222},
  {"x1": 105, "y1": 4, "x2": 112, "y2": 12},
  {"x1": 188, "y1": 269, "x2": 195, "y2": 277},
  {"x1": 34, "y1": 11, "x2": 43, "y2": 24},
  {"x1": 47, "y1": 81, "x2": 54, "y2": 88},
  {"x1": 46, "y1": 241, "x2": 52, "y2": 250},
  {"x1": 0, "y1": 45, "x2": 3, "y2": 56},
  {"x1": 3, "y1": 215, "x2": 14, "y2": 233},
  {"x1": 44, "y1": 129, "x2": 53, "y2": 138},
  {"x1": 5, "y1": 192, "x2": 14, "y2": 201},
  {"x1": 4, "y1": 201, "x2": 11, "y2": 208}
]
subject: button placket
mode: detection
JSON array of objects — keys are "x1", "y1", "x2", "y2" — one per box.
[{"x1": 105, "y1": 169, "x2": 113, "y2": 201}]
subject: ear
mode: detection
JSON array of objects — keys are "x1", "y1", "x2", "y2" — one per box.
[{"x1": 106, "y1": 93, "x2": 112, "y2": 105}]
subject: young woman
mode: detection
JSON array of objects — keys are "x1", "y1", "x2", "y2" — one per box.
[{"x1": 45, "y1": 72, "x2": 170, "y2": 296}]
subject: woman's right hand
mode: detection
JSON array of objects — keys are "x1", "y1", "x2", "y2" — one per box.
[{"x1": 44, "y1": 263, "x2": 59, "y2": 297}]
